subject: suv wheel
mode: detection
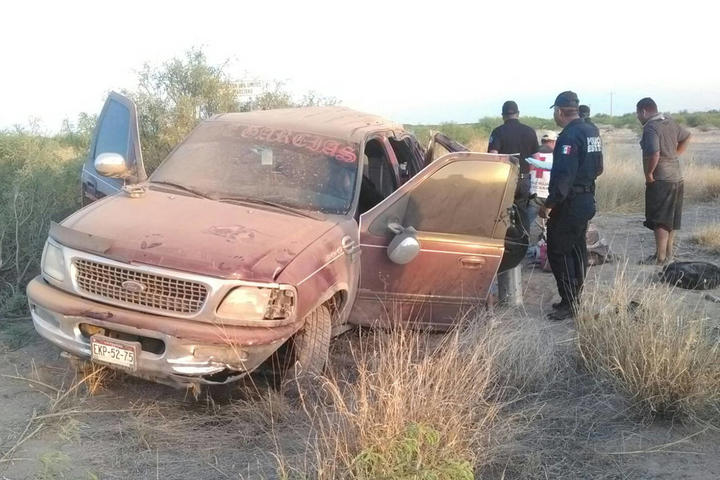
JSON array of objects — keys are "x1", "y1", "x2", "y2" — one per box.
[
  {"x1": 292, "y1": 304, "x2": 331, "y2": 376},
  {"x1": 282, "y1": 304, "x2": 331, "y2": 393}
]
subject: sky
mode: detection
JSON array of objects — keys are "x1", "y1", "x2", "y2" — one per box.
[{"x1": 2, "y1": 0, "x2": 719, "y2": 132}]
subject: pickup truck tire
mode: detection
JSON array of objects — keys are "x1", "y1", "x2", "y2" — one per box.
[{"x1": 290, "y1": 304, "x2": 332, "y2": 378}]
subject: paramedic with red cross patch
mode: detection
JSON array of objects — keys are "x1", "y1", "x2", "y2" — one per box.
[{"x1": 539, "y1": 91, "x2": 603, "y2": 321}]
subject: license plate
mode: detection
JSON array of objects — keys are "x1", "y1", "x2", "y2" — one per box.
[{"x1": 90, "y1": 335, "x2": 138, "y2": 371}]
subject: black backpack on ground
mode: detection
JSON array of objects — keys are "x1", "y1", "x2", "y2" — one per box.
[{"x1": 660, "y1": 261, "x2": 720, "y2": 290}]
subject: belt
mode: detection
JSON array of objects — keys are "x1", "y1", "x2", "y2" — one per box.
[{"x1": 571, "y1": 185, "x2": 595, "y2": 194}]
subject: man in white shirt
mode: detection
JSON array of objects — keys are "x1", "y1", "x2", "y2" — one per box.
[{"x1": 526, "y1": 131, "x2": 557, "y2": 234}]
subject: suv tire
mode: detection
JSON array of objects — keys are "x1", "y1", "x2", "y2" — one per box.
[{"x1": 291, "y1": 304, "x2": 332, "y2": 378}]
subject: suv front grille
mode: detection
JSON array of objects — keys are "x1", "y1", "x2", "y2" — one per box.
[{"x1": 73, "y1": 259, "x2": 208, "y2": 315}]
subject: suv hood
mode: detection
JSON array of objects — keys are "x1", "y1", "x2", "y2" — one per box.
[{"x1": 62, "y1": 189, "x2": 336, "y2": 281}]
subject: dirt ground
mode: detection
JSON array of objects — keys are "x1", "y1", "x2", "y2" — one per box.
[{"x1": 1, "y1": 131, "x2": 719, "y2": 479}]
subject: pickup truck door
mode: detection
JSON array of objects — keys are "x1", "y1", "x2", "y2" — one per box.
[
  {"x1": 351, "y1": 152, "x2": 518, "y2": 330},
  {"x1": 81, "y1": 92, "x2": 146, "y2": 205}
]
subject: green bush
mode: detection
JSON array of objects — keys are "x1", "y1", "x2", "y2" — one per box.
[
  {"x1": 0, "y1": 129, "x2": 83, "y2": 317},
  {"x1": 352, "y1": 423, "x2": 473, "y2": 480}
]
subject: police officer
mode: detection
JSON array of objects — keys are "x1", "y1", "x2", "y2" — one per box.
[
  {"x1": 579, "y1": 105, "x2": 596, "y2": 129},
  {"x1": 539, "y1": 91, "x2": 603, "y2": 320},
  {"x1": 488, "y1": 101, "x2": 538, "y2": 306},
  {"x1": 488, "y1": 100, "x2": 539, "y2": 211}
]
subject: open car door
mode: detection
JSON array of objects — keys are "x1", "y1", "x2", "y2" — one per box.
[
  {"x1": 81, "y1": 92, "x2": 146, "y2": 205},
  {"x1": 424, "y1": 131, "x2": 469, "y2": 165},
  {"x1": 350, "y1": 152, "x2": 518, "y2": 330}
]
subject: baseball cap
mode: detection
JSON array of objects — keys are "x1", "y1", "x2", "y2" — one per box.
[
  {"x1": 502, "y1": 100, "x2": 519, "y2": 115},
  {"x1": 550, "y1": 91, "x2": 579, "y2": 109},
  {"x1": 541, "y1": 131, "x2": 558, "y2": 141}
]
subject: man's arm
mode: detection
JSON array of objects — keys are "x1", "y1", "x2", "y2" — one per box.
[
  {"x1": 677, "y1": 133, "x2": 691, "y2": 155},
  {"x1": 542, "y1": 136, "x2": 581, "y2": 215},
  {"x1": 640, "y1": 127, "x2": 660, "y2": 183},
  {"x1": 643, "y1": 152, "x2": 660, "y2": 183},
  {"x1": 530, "y1": 127, "x2": 539, "y2": 154},
  {"x1": 488, "y1": 128, "x2": 501, "y2": 154}
]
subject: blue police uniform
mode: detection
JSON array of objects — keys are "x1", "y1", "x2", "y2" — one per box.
[{"x1": 545, "y1": 116, "x2": 603, "y2": 314}]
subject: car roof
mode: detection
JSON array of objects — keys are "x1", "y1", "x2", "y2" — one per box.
[{"x1": 209, "y1": 106, "x2": 405, "y2": 143}]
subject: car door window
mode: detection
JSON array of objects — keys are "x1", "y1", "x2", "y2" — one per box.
[
  {"x1": 389, "y1": 136, "x2": 424, "y2": 179},
  {"x1": 364, "y1": 139, "x2": 396, "y2": 197},
  {"x1": 93, "y1": 99, "x2": 131, "y2": 160},
  {"x1": 82, "y1": 92, "x2": 146, "y2": 204},
  {"x1": 367, "y1": 158, "x2": 514, "y2": 239},
  {"x1": 358, "y1": 138, "x2": 398, "y2": 214}
]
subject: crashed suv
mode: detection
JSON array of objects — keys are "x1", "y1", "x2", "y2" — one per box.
[{"x1": 27, "y1": 92, "x2": 520, "y2": 388}]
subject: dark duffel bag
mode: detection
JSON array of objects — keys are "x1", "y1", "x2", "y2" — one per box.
[{"x1": 660, "y1": 261, "x2": 720, "y2": 290}]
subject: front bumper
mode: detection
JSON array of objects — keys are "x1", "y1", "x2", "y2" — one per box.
[{"x1": 27, "y1": 277, "x2": 299, "y2": 387}]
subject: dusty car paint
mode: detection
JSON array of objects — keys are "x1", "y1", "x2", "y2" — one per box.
[
  {"x1": 61, "y1": 189, "x2": 336, "y2": 282},
  {"x1": 29, "y1": 99, "x2": 518, "y2": 388}
]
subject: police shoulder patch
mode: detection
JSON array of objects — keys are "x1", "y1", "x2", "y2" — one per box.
[
  {"x1": 561, "y1": 145, "x2": 572, "y2": 155},
  {"x1": 587, "y1": 136, "x2": 602, "y2": 153}
]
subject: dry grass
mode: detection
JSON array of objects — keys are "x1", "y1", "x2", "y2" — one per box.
[
  {"x1": 690, "y1": 223, "x2": 720, "y2": 254},
  {"x1": 274, "y1": 313, "x2": 568, "y2": 479},
  {"x1": 576, "y1": 267, "x2": 720, "y2": 419},
  {"x1": 594, "y1": 156, "x2": 720, "y2": 213}
]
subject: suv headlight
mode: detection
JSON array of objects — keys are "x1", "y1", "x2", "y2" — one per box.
[
  {"x1": 41, "y1": 240, "x2": 66, "y2": 282},
  {"x1": 217, "y1": 286, "x2": 295, "y2": 322}
]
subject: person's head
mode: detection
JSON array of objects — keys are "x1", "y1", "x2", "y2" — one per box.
[
  {"x1": 541, "y1": 131, "x2": 558, "y2": 149},
  {"x1": 579, "y1": 105, "x2": 591, "y2": 119},
  {"x1": 636, "y1": 97, "x2": 658, "y2": 125},
  {"x1": 501, "y1": 100, "x2": 519, "y2": 120},
  {"x1": 550, "y1": 91, "x2": 580, "y2": 127}
]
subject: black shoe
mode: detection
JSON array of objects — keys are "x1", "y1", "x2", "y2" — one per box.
[
  {"x1": 552, "y1": 300, "x2": 569, "y2": 310},
  {"x1": 547, "y1": 304, "x2": 574, "y2": 321}
]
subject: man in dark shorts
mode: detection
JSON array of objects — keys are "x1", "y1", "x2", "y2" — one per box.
[
  {"x1": 539, "y1": 91, "x2": 603, "y2": 320},
  {"x1": 636, "y1": 97, "x2": 691, "y2": 265}
]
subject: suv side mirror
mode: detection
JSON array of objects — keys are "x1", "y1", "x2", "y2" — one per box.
[
  {"x1": 387, "y1": 225, "x2": 420, "y2": 264},
  {"x1": 95, "y1": 152, "x2": 131, "y2": 179}
]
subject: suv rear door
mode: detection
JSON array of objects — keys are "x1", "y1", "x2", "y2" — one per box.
[
  {"x1": 351, "y1": 152, "x2": 517, "y2": 329},
  {"x1": 81, "y1": 92, "x2": 146, "y2": 205}
]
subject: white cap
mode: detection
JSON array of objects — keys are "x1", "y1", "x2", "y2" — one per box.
[{"x1": 541, "y1": 131, "x2": 558, "y2": 141}]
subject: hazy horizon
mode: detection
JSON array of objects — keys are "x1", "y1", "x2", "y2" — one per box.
[{"x1": 3, "y1": 0, "x2": 719, "y2": 132}]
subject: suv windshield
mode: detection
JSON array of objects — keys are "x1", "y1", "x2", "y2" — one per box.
[{"x1": 150, "y1": 122, "x2": 359, "y2": 214}]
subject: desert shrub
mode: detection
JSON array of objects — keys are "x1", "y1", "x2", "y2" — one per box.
[
  {"x1": 408, "y1": 116, "x2": 557, "y2": 154},
  {"x1": 576, "y1": 271, "x2": 720, "y2": 419},
  {"x1": 0, "y1": 129, "x2": 82, "y2": 316},
  {"x1": 293, "y1": 313, "x2": 563, "y2": 479},
  {"x1": 690, "y1": 224, "x2": 720, "y2": 254},
  {"x1": 126, "y1": 48, "x2": 339, "y2": 173},
  {"x1": 310, "y1": 327, "x2": 499, "y2": 478}
]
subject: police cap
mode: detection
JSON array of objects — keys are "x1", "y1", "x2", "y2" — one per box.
[
  {"x1": 502, "y1": 100, "x2": 519, "y2": 115},
  {"x1": 550, "y1": 91, "x2": 580, "y2": 109}
]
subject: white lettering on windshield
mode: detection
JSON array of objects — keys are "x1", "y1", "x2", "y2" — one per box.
[{"x1": 241, "y1": 126, "x2": 358, "y2": 164}]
